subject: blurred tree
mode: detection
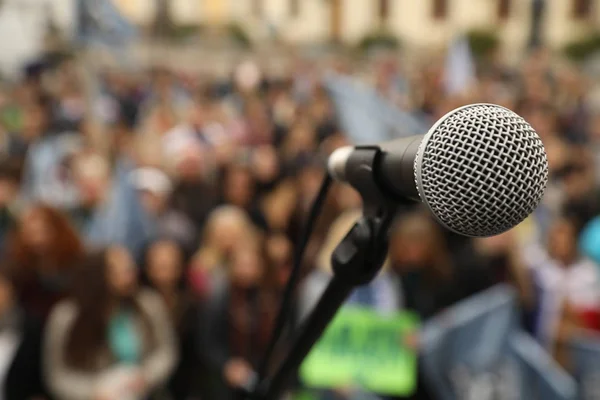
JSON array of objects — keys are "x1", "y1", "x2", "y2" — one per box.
[
  {"x1": 227, "y1": 23, "x2": 253, "y2": 48},
  {"x1": 564, "y1": 33, "x2": 600, "y2": 62},
  {"x1": 357, "y1": 30, "x2": 400, "y2": 53},
  {"x1": 466, "y1": 30, "x2": 500, "y2": 59}
]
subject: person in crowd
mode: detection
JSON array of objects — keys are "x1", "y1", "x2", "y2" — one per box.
[
  {"x1": 473, "y1": 231, "x2": 536, "y2": 330},
  {"x1": 0, "y1": 264, "x2": 49, "y2": 400},
  {"x1": 169, "y1": 138, "x2": 219, "y2": 233},
  {"x1": 0, "y1": 160, "x2": 21, "y2": 253},
  {"x1": 203, "y1": 241, "x2": 278, "y2": 399},
  {"x1": 140, "y1": 67, "x2": 191, "y2": 120},
  {"x1": 69, "y1": 151, "x2": 111, "y2": 233},
  {"x1": 44, "y1": 245, "x2": 177, "y2": 400},
  {"x1": 280, "y1": 122, "x2": 317, "y2": 164},
  {"x1": 190, "y1": 205, "x2": 261, "y2": 294},
  {"x1": 524, "y1": 216, "x2": 600, "y2": 368},
  {"x1": 0, "y1": 119, "x2": 28, "y2": 162},
  {"x1": 389, "y1": 209, "x2": 490, "y2": 320},
  {"x1": 265, "y1": 79, "x2": 296, "y2": 132},
  {"x1": 560, "y1": 156, "x2": 600, "y2": 232},
  {"x1": 220, "y1": 160, "x2": 268, "y2": 231},
  {"x1": 239, "y1": 97, "x2": 280, "y2": 147},
  {"x1": 7, "y1": 204, "x2": 84, "y2": 321},
  {"x1": 52, "y1": 75, "x2": 86, "y2": 133},
  {"x1": 389, "y1": 210, "x2": 501, "y2": 400},
  {"x1": 20, "y1": 98, "x2": 51, "y2": 144},
  {"x1": 163, "y1": 91, "x2": 229, "y2": 152},
  {"x1": 132, "y1": 167, "x2": 197, "y2": 255},
  {"x1": 249, "y1": 145, "x2": 282, "y2": 197},
  {"x1": 142, "y1": 238, "x2": 202, "y2": 400},
  {"x1": 259, "y1": 180, "x2": 298, "y2": 237},
  {"x1": 265, "y1": 233, "x2": 293, "y2": 292}
]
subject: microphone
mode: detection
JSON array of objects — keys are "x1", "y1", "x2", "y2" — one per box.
[{"x1": 327, "y1": 103, "x2": 549, "y2": 237}]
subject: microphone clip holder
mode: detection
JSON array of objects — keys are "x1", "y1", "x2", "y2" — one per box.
[
  {"x1": 341, "y1": 146, "x2": 397, "y2": 218},
  {"x1": 249, "y1": 148, "x2": 399, "y2": 400},
  {"x1": 331, "y1": 147, "x2": 399, "y2": 285},
  {"x1": 330, "y1": 206, "x2": 393, "y2": 286}
]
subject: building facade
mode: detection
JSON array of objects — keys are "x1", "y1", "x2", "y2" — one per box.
[{"x1": 114, "y1": 0, "x2": 600, "y2": 50}]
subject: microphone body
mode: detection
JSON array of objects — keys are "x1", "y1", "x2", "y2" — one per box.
[
  {"x1": 327, "y1": 103, "x2": 548, "y2": 237},
  {"x1": 328, "y1": 135, "x2": 424, "y2": 201}
]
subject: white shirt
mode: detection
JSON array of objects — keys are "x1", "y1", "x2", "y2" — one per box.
[
  {"x1": 523, "y1": 243, "x2": 600, "y2": 348},
  {"x1": 0, "y1": 329, "x2": 21, "y2": 400}
]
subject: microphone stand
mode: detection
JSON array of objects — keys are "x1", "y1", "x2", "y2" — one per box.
[{"x1": 248, "y1": 148, "x2": 401, "y2": 400}]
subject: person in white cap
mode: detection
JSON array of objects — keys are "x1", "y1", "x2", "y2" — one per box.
[{"x1": 130, "y1": 167, "x2": 197, "y2": 254}]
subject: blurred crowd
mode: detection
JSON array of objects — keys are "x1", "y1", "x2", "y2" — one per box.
[{"x1": 0, "y1": 45, "x2": 599, "y2": 400}]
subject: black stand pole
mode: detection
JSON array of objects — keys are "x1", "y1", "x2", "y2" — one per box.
[{"x1": 247, "y1": 147, "x2": 403, "y2": 400}]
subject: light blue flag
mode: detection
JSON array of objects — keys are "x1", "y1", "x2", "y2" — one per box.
[
  {"x1": 420, "y1": 285, "x2": 519, "y2": 400},
  {"x1": 76, "y1": 0, "x2": 136, "y2": 48},
  {"x1": 579, "y1": 216, "x2": 600, "y2": 266},
  {"x1": 444, "y1": 35, "x2": 476, "y2": 95},
  {"x1": 509, "y1": 331, "x2": 577, "y2": 400},
  {"x1": 569, "y1": 331, "x2": 600, "y2": 400},
  {"x1": 323, "y1": 73, "x2": 430, "y2": 144},
  {"x1": 86, "y1": 157, "x2": 156, "y2": 260},
  {"x1": 420, "y1": 285, "x2": 575, "y2": 400},
  {"x1": 20, "y1": 133, "x2": 83, "y2": 210}
]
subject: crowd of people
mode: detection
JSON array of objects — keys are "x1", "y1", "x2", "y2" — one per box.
[{"x1": 0, "y1": 44, "x2": 597, "y2": 400}]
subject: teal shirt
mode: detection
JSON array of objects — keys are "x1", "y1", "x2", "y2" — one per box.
[{"x1": 108, "y1": 309, "x2": 142, "y2": 364}]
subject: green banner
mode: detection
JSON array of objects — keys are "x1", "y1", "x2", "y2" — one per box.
[{"x1": 300, "y1": 307, "x2": 419, "y2": 396}]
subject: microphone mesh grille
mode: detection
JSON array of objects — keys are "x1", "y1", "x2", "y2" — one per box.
[{"x1": 415, "y1": 104, "x2": 548, "y2": 237}]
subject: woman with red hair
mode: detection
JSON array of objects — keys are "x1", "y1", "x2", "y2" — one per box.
[{"x1": 6, "y1": 204, "x2": 84, "y2": 321}]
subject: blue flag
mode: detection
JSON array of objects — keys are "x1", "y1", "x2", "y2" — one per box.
[
  {"x1": 20, "y1": 133, "x2": 83, "y2": 210},
  {"x1": 444, "y1": 35, "x2": 476, "y2": 96},
  {"x1": 420, "y1": 285, "x2": 575, "y2": 400},
  {"x1": 510, "y1": 332, "x2": 577, "y2": 400},
  {"x1": 569, "y1": 331, "x2": 600, "y2": 400},
  {"x1": 76, "y1": 0, "x2": 135, "y2": 48},
  {"x1": 323, "y1": 73, "x2": 430, "y2": 144},
  {"x1": 579, "y1": 216, "x2": 600, "y2": 266}
]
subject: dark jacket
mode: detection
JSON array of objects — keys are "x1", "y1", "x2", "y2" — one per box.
[
  {"x1": 168, "y1": 295, "x2": 203, "y2": 400},
  {"x1": 202, "y1": 280, "x2": 276, "y2": 400},
  {"x1": 171, "y1": 180, "x2": 218, "y2": 233},
  {"x1": 5, "y1": 312, "x2": 50, "y2": 400}
]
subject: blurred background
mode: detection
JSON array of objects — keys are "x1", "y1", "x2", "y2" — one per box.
[{"x1": 0, "y1": 0, "x2": 600, "y2": 399}]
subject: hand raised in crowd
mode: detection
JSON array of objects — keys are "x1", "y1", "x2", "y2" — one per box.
[
  {"x1": 93, "y1": 391, "x2": 111, "y2": 400},
  {"x1": 402, "y1": 330, "x2": 421, "y2": 351},
  {"x1": 127, "y1": 371, "x2": 147, "y2": 395},
  {"x1": 224, "y1": 358, "x2": 255, "y2": 388}
]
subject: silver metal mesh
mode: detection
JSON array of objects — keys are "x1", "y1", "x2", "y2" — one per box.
[{"x1": 415, "y1": 104, "x2": 548, "y2": 237}]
